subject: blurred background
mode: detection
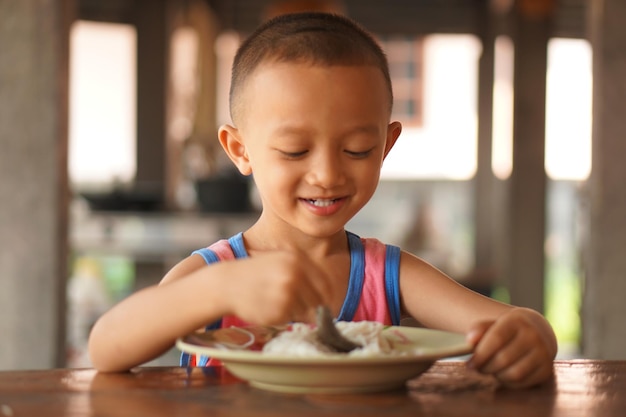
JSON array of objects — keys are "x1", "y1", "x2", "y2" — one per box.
[{"x1": 1, "y1": 0, "x2": 625, "y2": 370}]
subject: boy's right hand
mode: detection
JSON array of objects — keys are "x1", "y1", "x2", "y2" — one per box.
[{"x1": 218, "y1": 251, "x2": 334, "y2": 325}]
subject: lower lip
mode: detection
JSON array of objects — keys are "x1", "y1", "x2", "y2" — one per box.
[{"x1": 302, "y1": 198, "x2": 346, "y2": 216}]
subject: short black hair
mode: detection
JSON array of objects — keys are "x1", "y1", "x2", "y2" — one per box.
[{"x1": 229, "y1": 12, "x2": 393, "y2": 123}]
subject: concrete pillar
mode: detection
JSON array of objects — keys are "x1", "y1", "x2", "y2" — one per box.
[
  {"x1": 0, "y1": 0, "x2": 73, "y2": 369},
  {"x1": 472, "y1": 1, "x2": 497, "y2": 291},
  {"x1": 507, "y1": 0, "x2": 553, "y2": 313},
  {"x1": 135, "y1": 0, "x2": 168, "y2": 195},
  {"x1": 583, "y1": 0, "x2": 626, "y2": 359}
]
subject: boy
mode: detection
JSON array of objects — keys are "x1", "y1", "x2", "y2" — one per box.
[{"x1": 89, "y1": 12, "x2": 556, "y2": 388}]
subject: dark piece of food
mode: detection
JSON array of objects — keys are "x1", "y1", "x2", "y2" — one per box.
[{"x1": 315, "y1": 305, "x2": 362, "y2": 353}]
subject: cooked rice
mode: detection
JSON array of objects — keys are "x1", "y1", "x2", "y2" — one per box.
[{"x1": 262, "y1": 321, "x2": 403, "y2": 357}]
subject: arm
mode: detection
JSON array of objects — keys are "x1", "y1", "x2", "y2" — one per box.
[
  {"x1": 398, "y1": 251, "x2": 557, "y2": 388},
  {"x1": 88, "y1": 255, "x2": 223, "y2": 372},
  {"x1": 88, "y1": 251, "x2": 333, "y2": 372}
]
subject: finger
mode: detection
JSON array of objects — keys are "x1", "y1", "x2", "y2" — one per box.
[
  {"x1": 496, "y1": 355, "x2": 540, "y2": 387},
  {"x1": 468, "y1": 321, "x2": 517, "y2": 370},
  {"x1": 466, "y1": 321, "x2": 493, "y2": 346},
  {"x1": 482, "y1": 337, "x2": 535, "y2": 376},
  {"x1": 482, "y1": 335, "x2": 555, "y2": 388},
  {"x1": 498, "y1": 358, "x2": 554, "y2": 389},
  {"x1": 479, "y1": 331, "x2": 531, "y2": 375}
]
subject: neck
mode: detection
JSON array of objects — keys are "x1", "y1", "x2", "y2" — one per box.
[{"x1": 243, "y1": 221, "x2": 349, "y2": 258}]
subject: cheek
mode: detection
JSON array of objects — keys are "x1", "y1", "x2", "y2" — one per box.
[
  {"x1": 356, "y1": 162, "x2": 382, "y2": 194},
  {"x1": 252, "y1": 159, "x2": 297, "y2": 191}
]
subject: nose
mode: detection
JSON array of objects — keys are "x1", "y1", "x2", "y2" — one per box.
[{"x1": 307, "y1": 152, "x2": 345, "y2": 188}]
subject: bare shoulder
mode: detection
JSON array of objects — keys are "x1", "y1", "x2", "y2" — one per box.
[
  {"x1": 159, "y1": 253, "x2": 208, "y2": 286},
  {"x1": 397, "y1": 249, "x2": 454, "y2": 283}
]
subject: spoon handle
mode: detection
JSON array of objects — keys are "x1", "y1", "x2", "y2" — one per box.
[{"x1": 315, "y1": 305, "x2": 362, "y2": 353}]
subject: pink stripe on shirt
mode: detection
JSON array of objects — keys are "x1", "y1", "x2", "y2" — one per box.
[{"x1": 352, "y1": 237, "x2": 393, "y2": 325}]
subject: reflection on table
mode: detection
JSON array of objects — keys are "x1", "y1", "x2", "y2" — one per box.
[{"x1": 0, "y1": 360, "x2": 624, "y2": 417}]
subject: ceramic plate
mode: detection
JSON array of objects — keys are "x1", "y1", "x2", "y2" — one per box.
[{"x1": 177, "y1": 325, "x2": 472, "y2": 394}]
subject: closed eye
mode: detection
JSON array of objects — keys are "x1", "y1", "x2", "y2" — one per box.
[
  {"x1": 345, "y1": 148, "x2": 374, "y2": 158},
  {"x1": 279, "y1": 150, "x2": 308, "y2": 159}
]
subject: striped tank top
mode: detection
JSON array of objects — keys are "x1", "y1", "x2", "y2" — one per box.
[{"x1": 181, "y1": 231, "x2": 401, "y2": 366}]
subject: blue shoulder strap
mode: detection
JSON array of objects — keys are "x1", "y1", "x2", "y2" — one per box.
[
  {"x1": 336, "y1": 232, "x2": 402, "y2": 325},
  {"x1": 190, "y1": 232, "x2": 248, "y2": 263},
  {"x1": 228, "y1": 232, "x2": 248, "y2": 258},
  {"x1": 190, "y1": 247, "x2": 220, "y2": 264},
  {"x1": 337, "y1": 232, "x2": 365, "y2": 321},
  {"x1": 384, "y1": 244, "x2": 401, "y2": 325},
  {"x1": 181, "y1": 234, "x2": 248, "y2": 366}
]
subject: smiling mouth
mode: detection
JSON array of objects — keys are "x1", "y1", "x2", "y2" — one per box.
[{"x1": 305, "y1": 198, "x2": 340, "y2": 207}]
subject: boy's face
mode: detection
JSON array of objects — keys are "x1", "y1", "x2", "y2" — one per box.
[{"x1": 223, "y1": 62, "x2": 401, "y2": 238}]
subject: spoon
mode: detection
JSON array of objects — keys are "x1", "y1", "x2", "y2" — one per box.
[{"x1": 315, "y1": 305, "x2": 362, "y2": 353}]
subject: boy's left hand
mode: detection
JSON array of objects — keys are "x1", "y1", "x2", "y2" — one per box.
[{"x1": 465, "y1": 307, "x2": 557, "y2": 389}]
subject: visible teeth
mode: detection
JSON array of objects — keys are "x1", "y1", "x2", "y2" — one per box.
[{"x1": 309, "y1": 199, "x2": 335, "y2": 207}]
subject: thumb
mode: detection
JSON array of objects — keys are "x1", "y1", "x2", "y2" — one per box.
[{"x1": 466, "y1": 320, "x2": 493, "y2": 347}]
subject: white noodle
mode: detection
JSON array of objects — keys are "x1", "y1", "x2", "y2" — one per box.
[{"x1": 262, "y1": 321, "x2": 407, "y2": 357}]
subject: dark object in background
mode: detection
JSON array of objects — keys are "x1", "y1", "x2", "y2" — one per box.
[
  {"x1": 79, "y1": 184, "x2": 163, "y2": 212},
  {"x1": 195, "y1": 173, "x2": 251, "y2": 213}
]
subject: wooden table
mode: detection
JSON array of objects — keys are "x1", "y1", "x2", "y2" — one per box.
[{"x1": 0, "y1": 360, "x2": 624, "y2": 417}]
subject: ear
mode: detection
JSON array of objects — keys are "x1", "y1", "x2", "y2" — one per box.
[
  {"x1": 383, "y1": 121, "x2": 402, "y2": 159},
  {"x1": 218, "y1": 124, "x2": 252, "y2": 175}
]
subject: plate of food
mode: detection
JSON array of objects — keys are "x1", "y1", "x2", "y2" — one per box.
[{"x1": 176, "y1": 321, "x2": 473, "y2": 394}]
